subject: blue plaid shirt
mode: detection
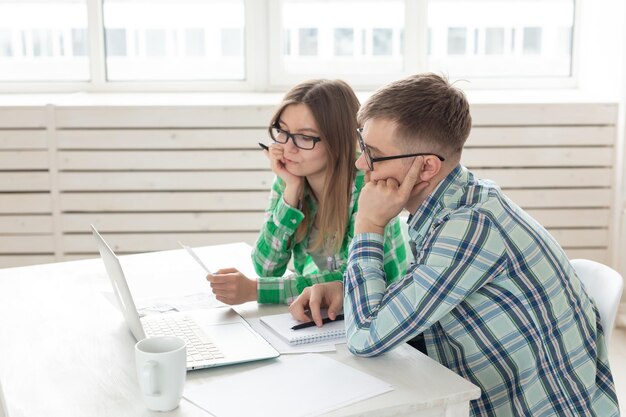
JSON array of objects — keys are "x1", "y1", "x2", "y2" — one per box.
[{"x1": 345, "y1": 165, "x2": 619, "y2": 416}]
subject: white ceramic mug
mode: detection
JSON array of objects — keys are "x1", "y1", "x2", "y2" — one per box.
[{"x1": 135, "y1": 336, "x2": 187, "y2": 412}]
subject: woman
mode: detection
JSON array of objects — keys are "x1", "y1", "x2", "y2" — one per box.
[{"x1": 207, "y1": 79, "x2": 409, "y2": 310}]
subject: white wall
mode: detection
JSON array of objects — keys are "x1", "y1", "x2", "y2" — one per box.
[{"x1": 577, "y1": 0, "x2": 625, "y2": 96}]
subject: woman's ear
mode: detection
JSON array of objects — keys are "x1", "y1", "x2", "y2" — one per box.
[{"x1": 419, "y1": 156, "x2": 442, "y2": 182}]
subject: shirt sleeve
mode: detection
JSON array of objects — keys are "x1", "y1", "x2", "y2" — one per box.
[
  {"x1": 381, "y1": 217, "x2": 410, "y2": 285},
  {"x1": 257, "y1": 270, "x2": 344, "y2": 305},
  {"x1": 251, "y1": 177, "x2": 303, "y2": 278},
  {"x1": 257, "y1": 215, "x2": 409, "y2": 305},
  {"x1": 253, "y1": 177, "x2": 410, "y2": 305},
  {"x1": 344, "y1": 210, "x2": 506, "y2": 357}
]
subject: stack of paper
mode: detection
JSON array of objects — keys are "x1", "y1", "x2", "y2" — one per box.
[{"x1": 183, "y1": 353, "x2": 393, "y2": 417}]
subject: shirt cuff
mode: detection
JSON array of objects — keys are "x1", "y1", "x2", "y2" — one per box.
[
  {"x1": 256, "y1": 278, "x2": 284, "y2": 304},
  {"x1": 348, "y1": 232, "x2": 385, "y2": 266},
  {"x1": 273, "y1": 196, "x2": 305, "y2": 231}
]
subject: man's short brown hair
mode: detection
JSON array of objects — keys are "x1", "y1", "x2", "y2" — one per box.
[{"x1": 358, "y1": 73, "x2": 472, "y2": 157}]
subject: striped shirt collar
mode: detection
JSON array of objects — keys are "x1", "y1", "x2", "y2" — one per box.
[{"x1": 407, "y1": 164, "x2": 468, "y2": 249}]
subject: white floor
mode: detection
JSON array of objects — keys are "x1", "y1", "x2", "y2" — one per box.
[{"x1": 610, "y1": 327, "x2": 626, "y2": 411}]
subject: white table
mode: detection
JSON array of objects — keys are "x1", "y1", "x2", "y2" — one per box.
[{"x1": 0, "y1": 242, "x2": 480, "y2": 417}]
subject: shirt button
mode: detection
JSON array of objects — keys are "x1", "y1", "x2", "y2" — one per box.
[{"x1": 291, "y1": 219, "x2": 297, "y2": 224}]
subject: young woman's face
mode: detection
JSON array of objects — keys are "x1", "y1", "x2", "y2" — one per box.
[{"x1": 275, "y1": 103, "x2": 329, "y2": 178}]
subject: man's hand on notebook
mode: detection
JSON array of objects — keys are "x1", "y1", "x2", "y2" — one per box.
[
  {"x1": 289, "y1": 281, "x2": 344, "y2": 327},
  {"x1": 206, "y1": 268, "x2": 258, "y2": 305}
]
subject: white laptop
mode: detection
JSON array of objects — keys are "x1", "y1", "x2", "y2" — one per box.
[{"x1": 91, "y1": 225, "x2": 279, "y2": 370}]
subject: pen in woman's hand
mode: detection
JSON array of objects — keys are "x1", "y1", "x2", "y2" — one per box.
[{"x1": 258, "y1": 142, "x2": 269, "y2": 151}]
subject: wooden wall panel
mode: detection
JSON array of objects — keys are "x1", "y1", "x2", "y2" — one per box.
[
  {"x1": 0, "y1": 102, "x2": 619, "y2": 267},
  {"x1": 62, "y1": 212, "x2": 265, "y2": 232},
  {"x1": 0, "y1": 108, "x2": 47, "y2": 128},
  {"x1": 467, "y1": 126, "x2": 615, "y2": 146},
  {"x1": 58, "y1": 150, "x2": 268, "y2": 170},
  {"x1": 470, "y1": 103, "x2": 617, "y2": 125},
  {"x1": 0, "y1": 172, "x2": 51, "y2": 191},
  {"x1": 462, "y1": 147, "x2": 612, "y2": 168},
  {"x1": 0, "y1": 151, "x2": 49, "y2": 170},
  {"x1": 0, "y1": 215, "x2": 53, "y2": 233},
  {"x1": 0, "y1": 235, "x2": 54, "y2": 253},
  {"x1": 0, "y1": 114, "x2": 54, "y2": 268},
  {"x1": 57, "y1": 129, "x2": 266, "y2": 149},
  {"x1": 0, "y1": 130, "x2": 48, "y2": 149},
  {"x1": 59, "y1": 191, "x2": 269, "y2": 212},
  {"x1": 58, "y1": 171, "x2": 274, "y2": 191},
  {"x1": 0, "y1": 255, "x2": 56, "y2": 269},
  {"x1": 54, "y1": 106, "x2": 274, "y2": 128}
]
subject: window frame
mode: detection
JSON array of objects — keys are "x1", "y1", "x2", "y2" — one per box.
[
  {"x1": 267, "y1": 0, "x2": 420, "y2": 90},
  {"x1": 0, "y1": 0, "x2": 580, "y2": 92}
]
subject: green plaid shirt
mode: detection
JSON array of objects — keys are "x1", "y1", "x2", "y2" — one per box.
[{"x1": 252, "y1": 170, "x2": 408, "y2": 304}]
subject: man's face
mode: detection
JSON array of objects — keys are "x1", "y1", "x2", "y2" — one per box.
[{"x1": 355, "y1": 118, "x2": 416, "y2": 184}]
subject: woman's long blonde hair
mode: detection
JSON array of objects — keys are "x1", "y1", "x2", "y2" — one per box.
[{"x1": 269, "y1": 79, "x2": 360, "y2": 254}]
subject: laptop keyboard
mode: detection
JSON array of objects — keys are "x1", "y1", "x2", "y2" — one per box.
[{"x1": 143, "y1": 315, "x2": 225, "y2": 367}]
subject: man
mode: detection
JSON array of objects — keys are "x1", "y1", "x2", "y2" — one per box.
[{"x1": 291, "y1": 73, "x2": 619, "y2": 416}]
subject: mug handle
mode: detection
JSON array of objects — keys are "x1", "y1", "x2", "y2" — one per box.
[{"x1": 141, "y1": 360, "x2": 160, "y2": 396}]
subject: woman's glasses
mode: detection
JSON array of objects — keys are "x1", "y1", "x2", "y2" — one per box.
[{"x1": 270, "y1": 124, "x2": 322, "y2": 150}]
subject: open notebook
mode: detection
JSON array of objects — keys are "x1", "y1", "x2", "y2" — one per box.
[{"x1": 260, "y1": 312, "x2": 346, "y2": 345}]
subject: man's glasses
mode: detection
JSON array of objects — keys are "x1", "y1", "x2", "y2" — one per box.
[
  {"x1": 356, "y1": 128, "x2": 445, "y2": 171},
  {"x1": 270, "y1": 124, "x2": 321, "y2": 150}
]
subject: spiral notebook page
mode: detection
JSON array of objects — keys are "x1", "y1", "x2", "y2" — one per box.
[
  {"x1": 247, "y1": 317, "x2": 337, "y2": 354},
  {"x1": 183, "y1": 353, "x2": 393, "y2": 417},
  {"x1": 260, "y1": 312, "x2": 346, "y2": 345}
]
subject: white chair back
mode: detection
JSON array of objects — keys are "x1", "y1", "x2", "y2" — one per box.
[{"x1": 570, "y1": 259, "x2": 624, "y2": 348}]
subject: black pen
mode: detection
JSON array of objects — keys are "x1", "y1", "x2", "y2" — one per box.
[
  {"x1": 258, "y1": 142, "x2": 269, "y2": 151},
  {"x1": 291, "y1": 314, "x2": 344, "y2": 330}
]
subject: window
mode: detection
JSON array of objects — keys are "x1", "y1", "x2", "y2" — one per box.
[
  {"x1": 523, "y1": 27, "x2": 542, "y2": 55},
  {"x1": 32, "y1": 29, "x2": 53, "y2": 56},
  {"x1": 428, "y1": 0, "x2": 574, "y2": 78},
  {"x1": 0, "y1": 0, "x2": 89, "y2": 81},
  {"x1": 71, "y1": 28, "x2": 88, "y2": 56},
  {"x1": 298, "y1": 28, "x2": 318, "y2": 56},
  {"x1": 105, "y1": 28, "x2": 126, "y2": 56},
  {"x1": 334, "y1": 28, "x2": 354, "y2": 56},
  {"x1": 102, "y1": 0, "x2": 245, "y2": 81},
  {"x1": 0, "y1": 0, "x2": 579, "y2": 90},
  {"x1": 184, "y1": 29, "x2": 205, "y2": 57},
  {"x1": 447, "y1": 27, "x2": 466, "y2": 55},
  {"x1": 0, "y1": 29, "x2": 11, "y2": 57},
  {"x1": 283, "y1": 29, "x2": 292, "y2": 55},
  {"x1": 273, "y1": 0, "x2": 404, "y2": 84},
  {"x1": 485, "y1": 28, "x2": 505, "y2": 55},
  {"x1": 145, "y1": 29, "x2": 166, "y2": 57},
  {"x1": 372, "y1": 28, "x2": 393, "y2": 56},
  {"x1": 221, "y1": 28, "x2": 243, "y2": 57}
]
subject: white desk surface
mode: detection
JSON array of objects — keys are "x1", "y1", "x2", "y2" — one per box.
[{"x1": 0, "y1": 242, "x2": 480, "y2": 417}]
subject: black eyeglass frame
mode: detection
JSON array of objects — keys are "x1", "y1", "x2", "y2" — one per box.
[
  {"x1": 270, "y1": 123, "x2": 322, "y2": 150},
  {"x1": 356, "y1": 128, "x2": 445, "y2": 171}
]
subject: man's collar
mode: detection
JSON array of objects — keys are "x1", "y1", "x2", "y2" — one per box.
[{"x1": 406, "y1": 164, "x2": 469, "y2": 246}]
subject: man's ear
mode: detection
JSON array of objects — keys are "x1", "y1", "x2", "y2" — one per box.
[{"x1": 419, "y1": 156, "x2": 442, "y2": 182}]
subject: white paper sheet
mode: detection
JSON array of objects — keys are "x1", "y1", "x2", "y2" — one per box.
[
  {"x1": 183, "y1": 354, "x2": 393, "y2": 417},
  {"x1": 246, "y1": 317, "x2": 336, "y2": 354}
]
